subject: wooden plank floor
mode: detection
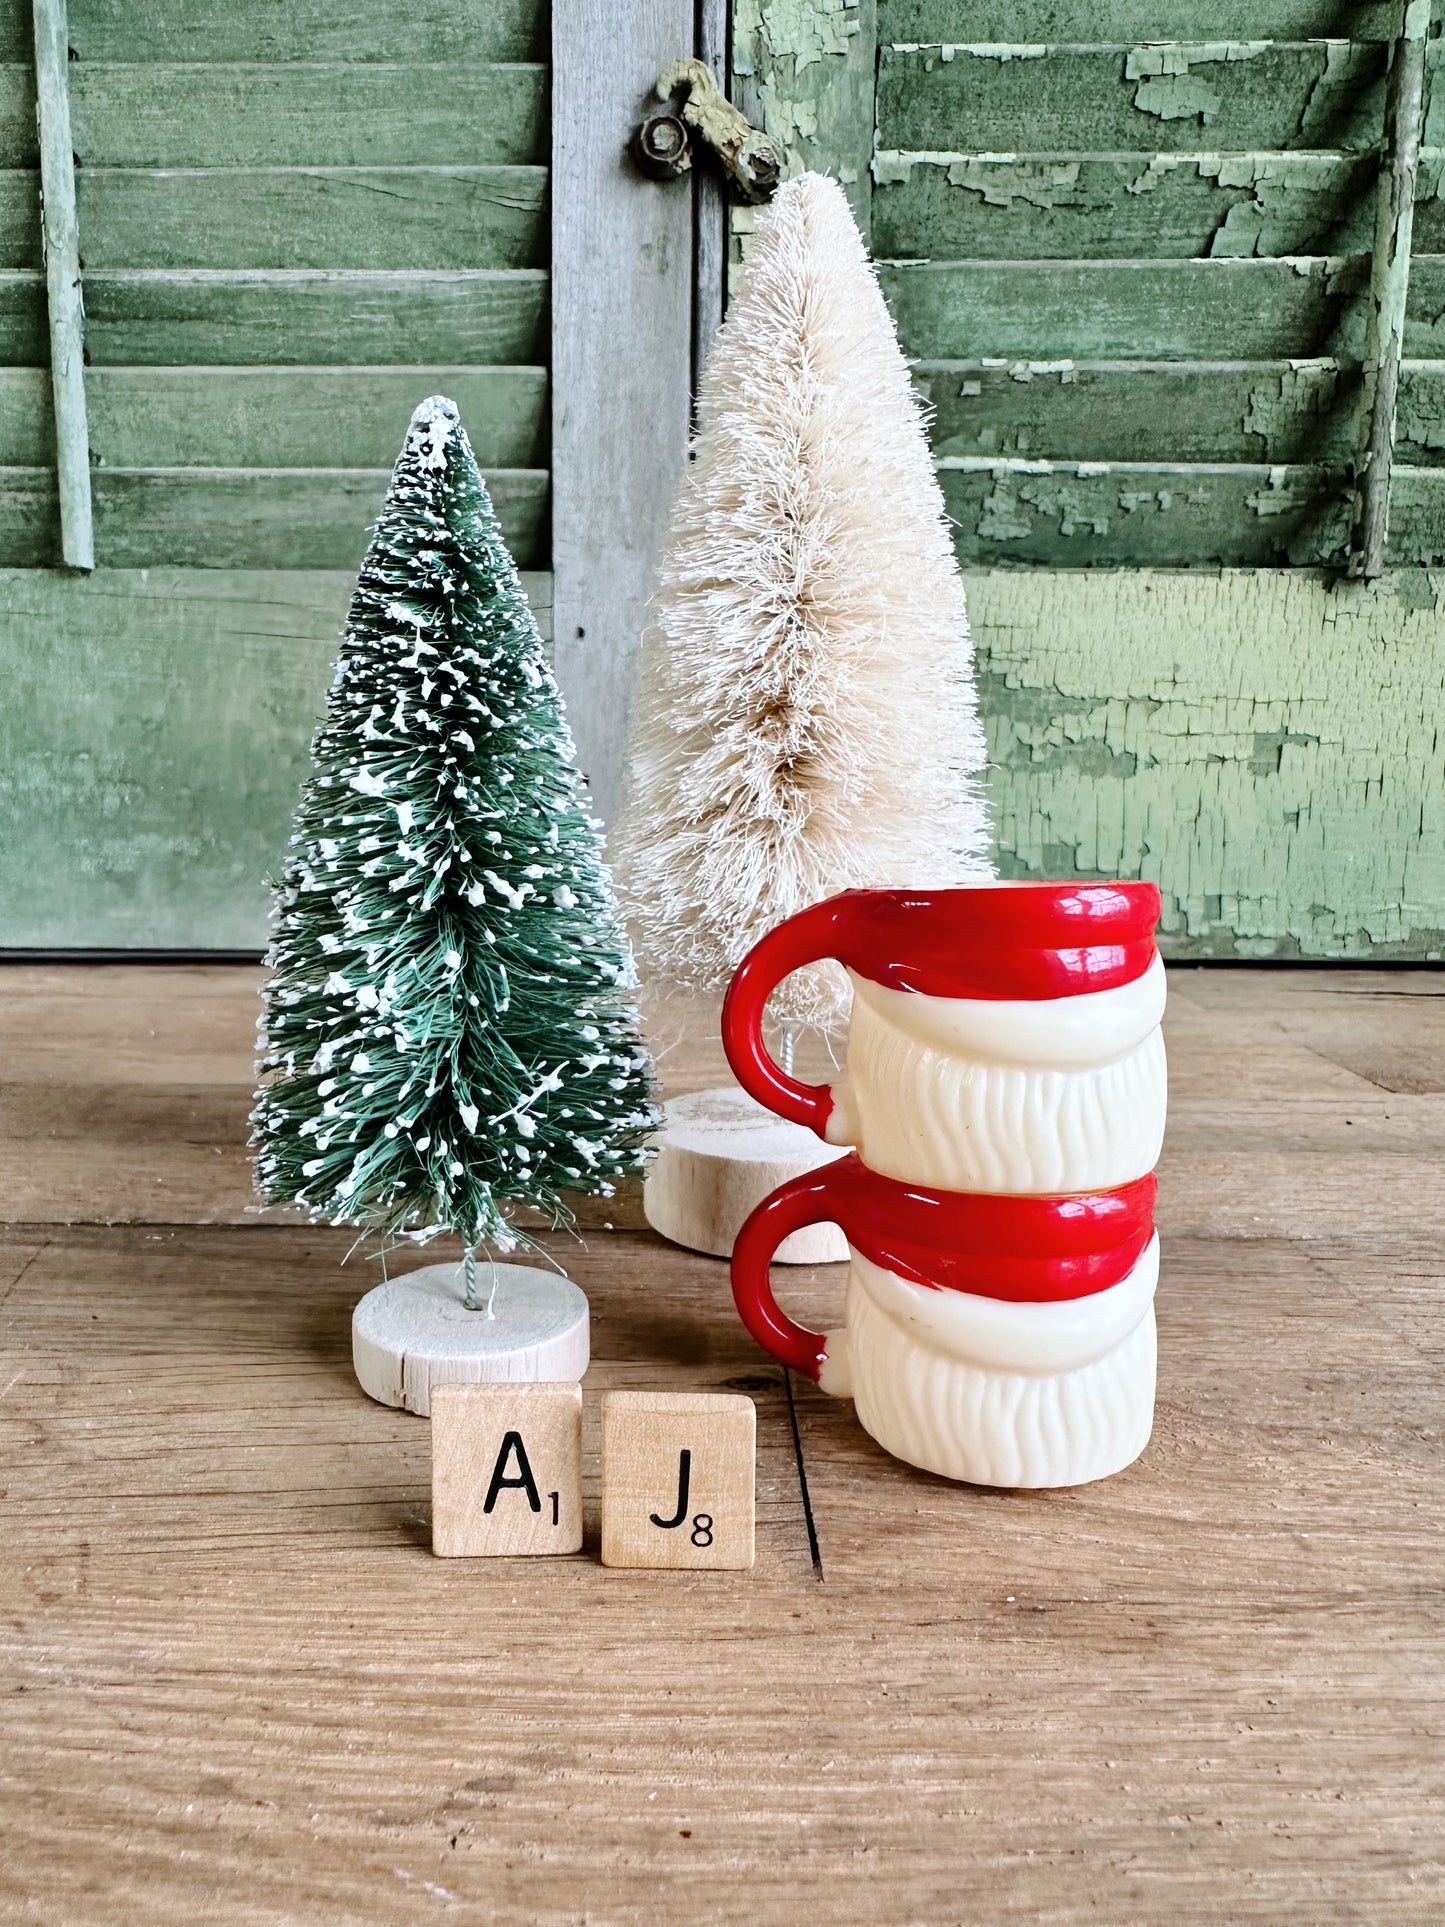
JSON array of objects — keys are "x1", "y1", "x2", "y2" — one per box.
[{"x1": 0, "y1": 964, "x2": 1441, "y2": 1925}]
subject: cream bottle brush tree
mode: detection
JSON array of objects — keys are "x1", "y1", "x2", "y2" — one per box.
[
  {"x1": 612, "y1": 171, "x2": 991, "y2": 1262},
  {"x1": 253, "y1": 396, "x2": 657, "y2": 1410}
]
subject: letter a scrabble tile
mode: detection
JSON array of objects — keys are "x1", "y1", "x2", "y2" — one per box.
[
  {"x1": 600, "y1": 1391, "x2": 755, "y2": 1571},
  {"x1": 430, "y1": 1382, "x2": 583, "y2": 1557}
]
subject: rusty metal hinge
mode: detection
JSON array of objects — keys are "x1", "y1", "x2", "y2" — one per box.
[{"x1": 631, "y1": 58, "x2": 781, "y2": 203}]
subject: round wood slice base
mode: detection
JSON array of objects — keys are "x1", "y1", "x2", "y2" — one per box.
[
  {"x1": 643, "y1": 1085, "x2": 850, "y2": 1264},
  {"x1": 352, "y1": 1263, "x2": 590, "y2": 1416}
]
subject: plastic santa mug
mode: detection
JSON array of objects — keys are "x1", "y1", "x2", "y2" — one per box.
[
  {"x1": 721, "y1": 881, "x2": 1167, "y2": 1196},
  {"x1": 732, "y1": 1157, "x2": 1160, "y2": 1487}
]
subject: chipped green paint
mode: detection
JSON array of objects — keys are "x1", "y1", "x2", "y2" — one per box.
[
  {"x1": 733, "y1": 0, "x2": 876, "y2": 234},
  {"x1": 1241, "y1": 359, "x2": 1345, "y2": 445},
  {"x1": 915, "y1": 356, "x2": 1445, "y2": 467},
  {"x1": 736, "y1": 0, "x2": 1445, "y2": 955},
  {"x1": 1125, "y1": 41, "x2": 1268, "y2": 125},
  {"x1": 970, "y1": 567, "x2": 1445, "y2": 959},
  {"x1": 872, "y1": 149, "x2": 1377, "y2": 258},
  {"x1": 943, "y1": 457, "x2": 1361, "y2": 566},
  {"x1": 878, "y1": 40, "x2": 1392, "y2": 153}
]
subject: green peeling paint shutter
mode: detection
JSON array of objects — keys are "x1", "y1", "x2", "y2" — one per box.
[
  {"x1": 738, "y1": 0, "x2": 1445, "y2": 958},
  {"x1": 0, "y1": 0, "x2": 552, "y2": 946}
]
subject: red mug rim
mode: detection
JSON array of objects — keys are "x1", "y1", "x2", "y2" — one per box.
[
  {"x1": 720, "y1": 881, "x2": 1162, "y2": 1141},
  {"x1": 731, "y1": 1157, "x2": 1158, "y2": 1381},
  {"x1": 822, "y1": 1155, "x2": 1156, "y2": 1301}
]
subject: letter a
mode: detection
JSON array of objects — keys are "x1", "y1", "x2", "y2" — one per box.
[{"x1": 483, "y1": 1430, "x2": 542, "y2": 1514}]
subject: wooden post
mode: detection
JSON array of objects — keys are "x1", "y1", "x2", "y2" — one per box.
[
  {"x1": 32, "y1": 0, "x2": 93, "y2": 572},
  {"x1": 551, "y1": 0, "x2": 695, "y2": 828},
  {"x1": 692, "y1": 0, "x2": 729, "y2": 403},
  {"x1": 1350, "y1": 0, "x2": 1428, "y2": 580}
]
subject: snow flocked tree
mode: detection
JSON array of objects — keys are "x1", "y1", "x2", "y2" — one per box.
[
  {"x1": 614, "y1": 169, "x2": 992, "y2": 1044},
  {"x1": 254, "y1": 396, "x2": 656, "y2": 1385}
]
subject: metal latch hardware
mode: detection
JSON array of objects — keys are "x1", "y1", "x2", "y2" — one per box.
[{"x1": 631, "y1": 59, "x2": 781, "y2": 203}]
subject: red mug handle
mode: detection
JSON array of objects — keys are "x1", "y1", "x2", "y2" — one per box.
[
  {"x1": 731, "y1": 1163, "x2": 849, "y2": 1382},
  {"x1": 721, "y1": 899, "x2": 847, "y2": 1135}
]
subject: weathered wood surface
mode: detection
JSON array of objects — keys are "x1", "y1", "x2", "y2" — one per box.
[
  {"x1": 73, "y1": 167, "x2": 548, "y2": 272},
  {"x1": 939, "y1": 457, "x2": 1356, "y2": 569},
  {"x1": 0, "y1": 63, "x2": 31, "y2": 162},
  {"x1": 69, "y1": 62, "x2": 548, "y2": 167},
  {"x1": 877, "y1": 147, "x2": 1445, "y2": 264},
  {"x1": 877, "y1": 0, "x2": 1405, "y2": 37},
  {"x1": 0, "y1": 965, "x2": 1440, "y2": 1923},
  {"x1": 63, "y1": 0, "x2": 548, "y2": 63},
  {"x1": 873, "y1": 151, "x2": 1379, "y2": 261},
  {"x1": 61, "y1": 366, "x2": 545, "y2": 470},
  {"x1": 0, "y1": 569, "x2": 549, "y2": 950},
  {"x1": 733, "y1": 0, "x2": 877, "y2": 236},
  {"x1": 970, "y1": 566, "x2": 1445, "y2": 958},
  {"x1": 0, "y1": 465, "x2": 548, "y2": 569},
  {"x1": 2, "y1": 558, "x2": 1440, "y2": 957},
  {"x1": 918, "y1": 358, "x2": 1340, "y2": 464},
  {"x1": 0, "y1": 269, "x2": 546, "y2": 366},
  {"x1": 1351, "y1": 0, "x2": 1430, "y2": 578},
  {"x1": 550, "y1": 0, "x2": 695, "y2": 824},
  {"x1": 31, "y1": 0, "x2": 93, "y2": 570},
  {"x1": 881, "y1": 256, "x2": 1371, "y2": 362},
  {"x1": 917, "y1": 356, "x2": 1445, "y2": 467},
  {"x1": 877, "y1": 41, "x2": 1392, "y2": 156}
]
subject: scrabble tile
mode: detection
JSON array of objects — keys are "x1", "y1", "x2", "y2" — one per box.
[
  {"x1": 600, "y1": 1391, "x2": 755, "y2": 1571},
  {"x1": 430, "y1": 1382, "x2": 583, "y2": 1557}
]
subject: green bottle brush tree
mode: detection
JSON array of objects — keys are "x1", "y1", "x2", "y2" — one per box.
[{"x1": 253, "y1": 395, "x2": 657, "y2": 1411}]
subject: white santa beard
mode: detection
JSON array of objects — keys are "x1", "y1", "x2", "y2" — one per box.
[
  {"x1": 820, "y1": 1236, "x2": 1160, "y2": 1489},
  {"x1": 825, "y1": 957, "x2": 1168, "y2": 1194}
]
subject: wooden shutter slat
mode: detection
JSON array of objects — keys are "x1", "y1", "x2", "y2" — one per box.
[
  {"x1": 878, "y1": 42, "x2": 1391, "y2": 156},
  {"x1": 73, "y1": 268, "x2": 546, "y2": 366},
  {"x1": 68, "y1": 63, "x2": 547, "y2": 170},
  {"x1": 872, "y1": 152, "x2": 1377, "y2": 260},
  {"x1": 66, "y1": 0, "x2": 547, "y2": 64},
  {"x1": 881, "y1": 257, "x2": 1367, "y2": 362},
  {"x1": 878, "y1": 1, "x2": 1405, "y2": 40},
  {"x1": 72, "y1": 167, "x2": 548, "y2": 273}
]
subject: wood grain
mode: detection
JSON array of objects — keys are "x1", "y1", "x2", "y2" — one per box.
[
  {"x1": 65, "y1": 0, "x2": 549, "y2": 64},
  {"x1": 872, "y1": 152, "x2": 1378, "y2": 262},
  {"x1": 0, "y1": 364, "x2": 548, "y2": 469},
  {"x1": 0, "y1": 269, "x2": 550, "y2": 367},
  {"x1": 89, "y1": 268, "x2": 548, "y2": 368},
  {"x1": 876, "y1": 41, "x2": 1391, "y2": 157},
  {"x1": 31, "y1": 0, "x2": 93, "y2": 570},
  {"x1": 880, "y1": 257, "x2": 1369, "y2": 364},
  {"x1": 549, "y1": 0, "x2": 695, "y2": 825},
  {"x1": 75, "y1": 167, "x2": 549, "y2": 273},
  {"x1": 938, "y1": 457, "x2": 1355, "y2": 569},
  {"x1": 0, "y1": 464, "x2": 548, "y2": 570},
  {"x1": 69, "y1": 62, "x2": 548, "y2": 168},
  {"x1": 877, "y1": 0, "x2": 1402, "y2": 37},
  {"x1": 0, "y1": 963, "x2": 1439, "y2": 1921}
]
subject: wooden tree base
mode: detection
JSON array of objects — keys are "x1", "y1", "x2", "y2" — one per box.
[
  {"x1": 352, "y1": 1263, "x2": 590, "y2": 1416},
  {"x1": 643, "y1": 1086, "x2": 849, "y2": 1264}
]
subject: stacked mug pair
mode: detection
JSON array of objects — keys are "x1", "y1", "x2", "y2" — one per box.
[{"x1": 723, "y1": 882, "x2": 1166, "y2": 1488}]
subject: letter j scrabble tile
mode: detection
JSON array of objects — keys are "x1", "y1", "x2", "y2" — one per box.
[{"x1": 600, "y1": 1391, "x2": 755, "y2": 1571}]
